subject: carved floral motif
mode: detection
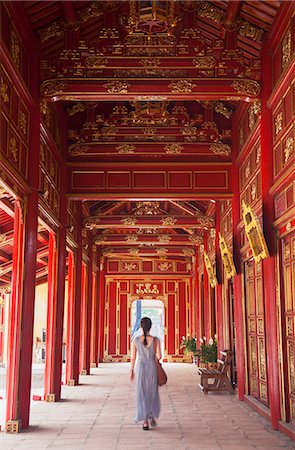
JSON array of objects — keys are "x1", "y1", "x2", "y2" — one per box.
[
  {"x1": 164, "y1": 143, "x2": 183, "y2": 154},
  {"x1": 11, "y1": 29, "x2": 20, "y2": 69},
  {"x1": 169, "y1": 79, "x2": 196, "y2": 93},
  {"x1": 232, "y1": 80, "x2": 260, "y2": 96},
  {"x1": 116, "y1": 144, "x2": 135, "y2": 154},
  {"x1": 198, "y1": 2, "x2": 225, "y2": 23},
  {"x1": 161, "y1": 217, "x2": 177, "y2": 226},
  {"x1": 125, "y1": 234, "x2": 138, "y2": 242},
  {"x1": 193, "y1": 56, "x2": 216, "y2": 68},
  {"x1": 135, "y1": 283, "x2": 159, "y2": 295},
  {"x1": 121, "y1": 217, "x2": 137, "y2": 226},
  {"x1": 85, "y1": 56, "x2": 108, "y2": 68},
  {"x1": 104, "y1": 80, "x2": 130, "y2": 93},
  {"x1": 157, "y1": 235, "x2": 171, "y2": 243},
  {"x1": 41, "y1": 80, "x2": 67, "y2": 96},
  {"x1": 275, "y1": 112, "x2": 283, "y2": 135},
  {"x1": 1, "y1": 80, "x2": 9, "y2": 103},
  {"x1": 19, "y1": 111, "x2": 27, "y2": 136},
  {"x1": 9, "y1": 137, "x2": 18, "y2": 162},
  {"x1": 282, "y1": 30, "x2": 292, "y2": 68},
  {"x1": 198, "y1": 216, "x2": 215, "y2": 227},
  {"x1": 284, "y1": 137, "x2": 294, "y2": 163},
  {"x1": 239, "y1": 21, "x2": 263, "y2": 43},
  {"x1": 158, "y1": 262, "x2": 172, "y2": 271},
  {"x1": 123, "y1": 262, "x2": 138, "y2": 271},
  {"x1": 210, "y1": 143, "x2": 231, "y2": 156},
  {"x1": 156, "y1": 248, "x2": 168, "y2": 255}
]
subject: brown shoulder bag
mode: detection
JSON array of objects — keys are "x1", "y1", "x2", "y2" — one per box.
[{"x1": 153, "y1": 337, "x2": 167, "y2": 386}]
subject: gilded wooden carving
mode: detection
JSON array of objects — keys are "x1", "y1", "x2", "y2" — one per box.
[
  {"x1": 218, "y1": 233, "x2": 236, "y2": 279},
  {"x1": 204, "y1": 251, "x2": 217, "y2": 288},
  {"x1": 242, "y1": 201, "x2": 269, "y2": 263}
]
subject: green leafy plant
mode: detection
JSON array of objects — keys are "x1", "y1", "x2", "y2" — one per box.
[
  {"x1": 180, "y1": 335, "x2": 198, "y2": 356},
  {"x1": 199, "y1": 337, "x2": 218, "y2": 363}
]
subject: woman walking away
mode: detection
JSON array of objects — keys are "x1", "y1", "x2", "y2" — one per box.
[{"x1": 130, "y1": 317, "x2": 162, "y2": 430}]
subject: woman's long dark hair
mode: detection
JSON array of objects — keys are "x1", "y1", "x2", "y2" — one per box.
[{"x1": 141, "y1": 317, "x2": 152, "y2": 346}]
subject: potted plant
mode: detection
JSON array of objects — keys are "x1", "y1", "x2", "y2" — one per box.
[
  {"x1": 199, "y1": 336, "x2": 218, "y2": 368},
  {"x1": 180, "y1": 335, "x2": 199, "y2": 363}
]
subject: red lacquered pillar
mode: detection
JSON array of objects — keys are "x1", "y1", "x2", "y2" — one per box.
[
  {"x1": 215, "y1": 201, "x2": 224, "y2": 352},
  {"x1": 194, "y1": 255, "x2": 200, "y2": 343},
  {"x1": 90, "y1": 247, "x2": 99, "y2": 367},
  {"x1": 6, "y1": 77, "x2": 40, "y2": 430},
  {"x1": 65, "y1": 250, "x2": 74, "y2": 384},
  {"x1": 5, "y1": 201, "x2": 25, "y2": 432},
  {"x1": 261, "y1": 43, "x2": 280, "y2": 430},
  {"x1": 203, "y1": 231, "x2": 210, "y2": 339},
  {"x1": 232, "y1": 162, "x2": 246, "y2": 401},
  {"x1": 98, "y1": 255, "x2": 106, "y2": 362},
  {"x1": 66, "y1": 202, "x2": 82, "y2": 385},
  {"x1": 44, "y1": 215, "x2": 67, "y2": 401}
]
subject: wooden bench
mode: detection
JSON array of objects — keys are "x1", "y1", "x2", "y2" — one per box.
[{"x1": 198, "y1": 350, "x2": 234, "y2": 395}]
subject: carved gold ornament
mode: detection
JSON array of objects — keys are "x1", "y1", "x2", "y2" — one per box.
[
  {"x1": 248, "y1": 100, "x2": 261, "y2": 130},
  {"x1": 139, "y1": 58, "x2": 161, "y2": 67},
  {"x1": 193, "y1": 56, "x2": 216, "y2": 68},
  {"x1": 11, "y1": 29, "x2": 21, "y2": 69},
  {"x1": 156, "y1": 247, "x2": 168, "y2": 255},
  {"x1": 256, "y1": 145, "x2": 261, "y2": 164},
  {"x1": 68, "y1": 144, "x2": 89, "y2": 156},
  {"x1": 169, "y1": 79, "x2": 196, "y2": 93},
  {"x1": 242, "y1": 201, "x2": 269, "y2": 263},
  {"x1": 104, "y1": 80, "x2": 130, "y2": 93},
  {"x1": 219, "y1": 234, "x2": 236, "y2": 279},
  {"x1": 135, "y1": 283, "x2": 159, "y2": 295},
  {"x1": 214, "y1": 102, "x2": 233, "y2": 119},
  {"x1": 1, "y1": 80, "x2": 9, "y2": 103},
  {"x1": 0, "y1": 234, "x2": 7, "y2": 244},
  {"x1": 9, "y1": 137, "x2": 18, "y2": 161},
  {"x1": 125, "y1": 234, "x2": 139, "y2": 242},
  {"x1": 182, "y1": 248, "x2": 195, "y2": 256},
  {"x1": 41, "y1": 80, "x2": 67, "y2": 96},
  {"x1": 251, "y1": 183, "x2": 257, "y2": 200},
  {"x1": 198, "y1": 2, "x2": 225, "y2": 23},
  {"x1": 164, "y1": 143, "x2": 183, "y2": 154},
  {"x1": 116, "y1": 144, "x2": 135, "y2": 154},
  {"x1": 85, "y1": 56, "x2": 108, "y2": 68},
  {"x1": 284, "y1": 137, "x2": 294, "y2": 163},
  {"x1": 282, "y1": 30, "x2": 292, "y2": 68},
  {"x1": 158, "y1": 262, "x2": 172, "y2": 271},
  {"x1": 128, "y1": 248, "x2": 139, "y2": 255},
  {"x1": 67, "y1": 102, "x2": 88, "y2": 116},
  {"x1": 19, "y1": 111, "x2": 27, "y2": 135},
  {"x1": 239, "y1": 128, "x2": 244, "y2": 148},
  {"x1": 135, "y1": 201, "x2": 160, "y2": 215},
  {"x1": 239, "y1": 21, "x2": 263, "y2": 43},
  {"x1": 245, "y1": 161, "x2": 251, "y2": 179},
  {"x1": 275, "y1": 112, "x2": 283, "y2": 136},
  {"x1": 157, "y1": 234, "x2": 171, "y2": 243},
  {"x1": 123, "y1": 262, "x2": 138, "y2": 271},
  {"x1": 189, "y1": 235, "x2": 203, "y2": 245},
  {"x1": 198, "y1": 216, "x2": 215, "y2": 227},
  {"x1": 210, "y1": 143, "x2": 231, "y2": 156},
  {"x1": 232, "y1": 80, "x2": 260, "y2": 96},
  {"x1": 121, "y1": 217, "x2": 137, "y2": 226},
  {"x1": 161, "y1": 216, "x2": 177, "y2": 226},
  {"x1": 204, "y1": 251, "x2": 218, "y2": 288}
]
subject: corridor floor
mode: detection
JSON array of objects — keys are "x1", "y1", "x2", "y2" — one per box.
[{"x1": 1, "y1": 363, "x2": 294, "y2": 450}]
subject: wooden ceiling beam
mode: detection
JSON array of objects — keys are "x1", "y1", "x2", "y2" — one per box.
[
  {"x1": 84, "y1": 215, "x2": 215, "y2": 229},
  {"x1": 224, "y1": 1, "x2": 241, "y2": 28},
  {"x1": 94, "y1": 233, "x2": 203, "y2": 245},
  {"x1": 62, "y1": 1, "x2": 76, "y2": 24}
]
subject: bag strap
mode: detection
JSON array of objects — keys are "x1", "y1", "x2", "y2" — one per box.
[{"x1": 153, "y1": 337, "x2": 158, "y2": 358}]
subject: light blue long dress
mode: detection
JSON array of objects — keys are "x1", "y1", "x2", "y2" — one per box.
[{"x1": 134, "y1": 336, "x2": 160, "y2": 422}]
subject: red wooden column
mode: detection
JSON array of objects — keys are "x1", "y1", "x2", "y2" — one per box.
[
  {"x1": 232, "y1": 148, "x2": 246, "y2": 400},
  {"x1": 65, "y1": 250, "x2": 74, "y2": 384},
  {"x1": 215, "y1": 201, "x2": 224, "y2": 353},
  {"x1": 261, "y1": 43, "x2": 280, "y2": 430},
  {"x1": 98, "y1": 254, "x2": 106, "y2": 362},
  {"x1": 66, "y1": 202, "x2": 83, "y2": 385},
  {"x1": 43, "y1": 223, "x2": 67, "y2": 401},
  {"x1": 44, "y1": 232, "x2": 57, "y2": 401},
  {"x1": 5, "y1": 201, "x2": 24, "y2": 432},
  {"x1": 194, "y1": 255, "x2": 200, "y2": 343},
  {"x1": 90, "y1": 246, "x2": 99, "y2": 367},
  {"x1": 6, "y1": 76, "x2": 40, "y2": 431},
  {"x1": 80, "y1": 231, "x2": 93, "y2": 375},
  {"x1": 203, "y1": 232, "x2": 210, "y2": 339}
]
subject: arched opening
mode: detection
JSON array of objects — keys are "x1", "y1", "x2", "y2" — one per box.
[{"x1": 131, "y1": 298, "x2": 165, "y2": 356}]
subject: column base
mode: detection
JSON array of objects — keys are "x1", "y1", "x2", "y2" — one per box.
[
  {"x1": 45, "y1": 393, "x2": 56, "y2": 402},
  {"x1": 6, "y1": 420, "x2": 22, "y2": 433},
  {"x1": 80, "y1": 369, "x2": 88, "y2": 375},
  {"x1": 90, "y1": 363, "x2": 97, "y2": 368},
  {"x1": 67, "y1": 379, "x2": 77, "y2": 386}
]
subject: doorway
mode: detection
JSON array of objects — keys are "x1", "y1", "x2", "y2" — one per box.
[{"x1": 131, "y1": 299, "x2": 165, "y2": 356}]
